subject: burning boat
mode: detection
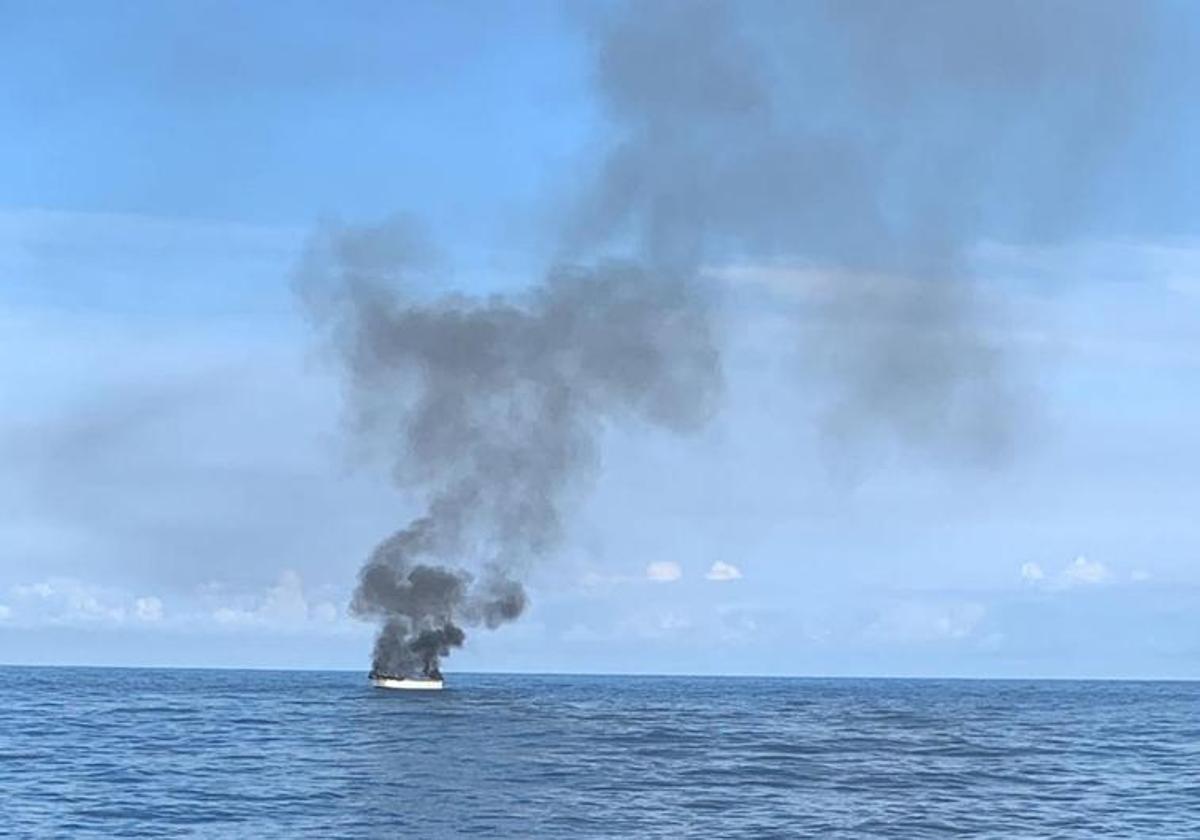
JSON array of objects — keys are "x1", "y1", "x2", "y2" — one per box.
[{"x1": 369, "y1": 667, "x2": 444, "y2": 691}]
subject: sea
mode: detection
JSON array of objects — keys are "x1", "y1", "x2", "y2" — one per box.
[{"x1": 1, "y1": 668, "x2": 1197, "y2": 838}]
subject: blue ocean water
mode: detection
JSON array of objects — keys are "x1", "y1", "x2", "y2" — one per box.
[{"x1": 1, "y1": 668, "x2": 1197, "y2": 838}]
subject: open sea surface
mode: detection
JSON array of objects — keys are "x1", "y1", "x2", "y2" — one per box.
[{"x1": 1, "y1": 668, "x2": 1197, "y2": 837}]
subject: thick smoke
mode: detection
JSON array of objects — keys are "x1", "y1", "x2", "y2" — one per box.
[
  {"x1": 300, "y1": 224, "x2": 718, "y2": 674},
  {"x1": 304, "y1": 0, "x2": 1155, "y2": 672}
]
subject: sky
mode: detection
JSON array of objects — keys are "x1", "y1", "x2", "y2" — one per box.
[{"x1": 2, "y1": 0, "x2": 1200, "y2": 678}]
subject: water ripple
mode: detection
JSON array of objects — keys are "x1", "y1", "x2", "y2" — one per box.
[{"x1": 1, "y1": 669, "x2": 1198, "y2": 837}]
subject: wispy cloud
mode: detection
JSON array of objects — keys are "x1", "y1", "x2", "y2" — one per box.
[
  {"x1": 864, "y1": 601, "x2": 987, "y2": 644},
  {"x1": 0, "y1": 207, "x2": 302, "y2": 314},
  {"x1": 1, "y1": 570, "x2": 348, "y2": 633},
  {"x1": 645, "y1": 561, "x2": 683, "y2": 583},
  {"x1": 134, "y1": 596, "x2": 164, "y2": 622},
  {"x1": 627, "y1": 610, "x2": 693, "y2": 638},
  {"x1": 719, "y1": 243, "x2": 1200, "y2": 375}
]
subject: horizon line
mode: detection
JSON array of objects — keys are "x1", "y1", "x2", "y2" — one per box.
[{"x1": 1, "y1": 662, "x2": 1196, "y2": 683}]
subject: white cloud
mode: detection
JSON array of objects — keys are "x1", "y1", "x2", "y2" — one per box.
[
  {"x1": 705, "y1": 561, "x2": 743, "y2": 582},
  {"x1": 5, "y1": 579, "x2": 168, "y2": 625},
  {"x1": 1021, "y1": 556, "x2": 1114, "y2": 589},
  {"x1": 645, "y1": 561, "x2": 682, "y2": 583},
  {"x1": 1130, "y1": 569, "x2": 1151, "y2": 583},
  {"x1": 9, "y1": 578, "x2": 128, "y2": 624},
  {"x1": 1061, "y1": 555, "x2": 1110, "y2": 586},
  {"x1": 209, "y1": 570, "x2": 344, "y2": 630},
  {"x1": 134, "y1": 596, "x2": 164, "y2": 622},
  {"x1": 0, "y1": 604, "x2": 10, "y2": 621}
]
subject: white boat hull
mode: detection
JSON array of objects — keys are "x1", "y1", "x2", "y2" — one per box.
[{"x1": 370, "y1": 675, "x2": 444, "y2": 691}]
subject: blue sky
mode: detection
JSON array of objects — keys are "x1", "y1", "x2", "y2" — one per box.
[{"x1": 3, "y1": 1, "x2": 1200, "y2": 677}]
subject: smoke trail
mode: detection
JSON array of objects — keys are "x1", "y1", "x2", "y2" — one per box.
[{"x1": 303, "y1": 0, "x2": 1155, "y2": 672}]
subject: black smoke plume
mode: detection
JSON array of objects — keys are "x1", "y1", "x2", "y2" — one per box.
[
  {"x1": 302, "y1": 1, "x2": 1157, "y2": 673},
  {"x1": 300, "y1": 229, "x2": 719, "y2": 674}
]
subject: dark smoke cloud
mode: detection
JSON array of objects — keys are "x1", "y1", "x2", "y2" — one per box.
[
  {"x1": 571, "y1": 0, "x2": 1152, "y2": 460},
  {"x1": 299, "y1": 218, "x2": 718, "y2": 674},
  {"x1": 304, "y1": 0, "x2": 1157, "y2": 671},
  {"x1": 348, "y1": 520, "x2": 528, "y2": 675}
]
